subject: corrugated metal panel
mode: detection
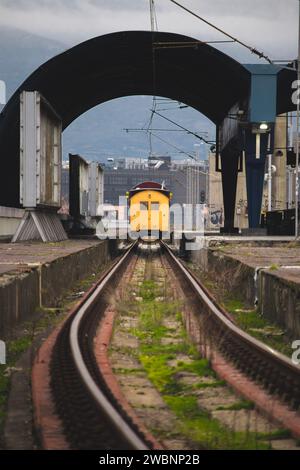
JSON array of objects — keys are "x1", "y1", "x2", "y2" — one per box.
[
  {"x1": 69, "y1": 154, "x2": 89, "y2": 219},
  {"x1": 12, "y1": 210, "x2": 67, "y2": 243},
  {"x1": 69, "y1": 154, "x2": 104, "y2": 219},
  {"x1": 19, "y1": 91, "x2": 62, "y2": 209},
  {"x1": 88, "y1": 161, "x2": 104, "y2": 217}
]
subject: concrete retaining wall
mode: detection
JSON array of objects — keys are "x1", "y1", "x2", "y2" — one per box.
[
  {"x1": 193, "y1": 247, "x2": 300, "y2": 339},
  {"x1": 192, "y1": 248, "x2": 256, "y2": 306},
  {"x1": 259, "y1": 272, "x2": 300, "y2": 338},
  {"x1": 42, "y1": 241, "x2": 109, "y2": 306},
  {"x1": 0, "y1": 206, "x2": 24, "y2": 238},
  {"x1": 0, "y1": 269, "x2": 40, "y2": 337},
  {"x1": 0, "y1": 240, "x2": 110, "y2": 338}
]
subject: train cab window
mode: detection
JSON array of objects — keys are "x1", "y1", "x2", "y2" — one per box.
[
  {"x1": 140, "y1": 202, "x2": 148, "y2": 211},
  {"x1": 151, "y1": 202, "x2": 160, "y2": 211}
]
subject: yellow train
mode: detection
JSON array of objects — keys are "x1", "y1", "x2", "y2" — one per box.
[{"x1": 127, "y1": 181, "x2": 172, "y2": 239}]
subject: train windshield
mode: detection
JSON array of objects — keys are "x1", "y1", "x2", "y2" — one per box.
[
  {"x1": 151, "y1": 202, "x2": 159, "y2": 211},
  {"x1": 140, "y1": 202, "x2": 148, "y2": 211}
]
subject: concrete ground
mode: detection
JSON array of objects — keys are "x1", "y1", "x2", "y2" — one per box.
[
  {"x1": 3, "y1": 237, "x2": 298, "y2": 290},
  {"x1": 0, "y1": 239, "x2": 109, "y2": 338},
  {"x1": 187, "y1": 236, "x2": 300, "y2": 341},
  {"x1": 0, "y1": 239, "x2": 103, "y2": 279},
  {"x1": 175, "y1": 232, "x2": 300, "y2": 285},
  {"x1": 208, "y1": 242, "x2": 300, "y2": 284}
]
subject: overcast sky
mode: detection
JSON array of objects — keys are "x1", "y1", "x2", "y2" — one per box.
[{"x1": 0, "y1": 0, "x2": 298, "y2": 63}]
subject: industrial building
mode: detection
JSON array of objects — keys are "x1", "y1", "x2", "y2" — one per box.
[{"x1": 104, "y1": 156, "x2": 208, "y2": 207}]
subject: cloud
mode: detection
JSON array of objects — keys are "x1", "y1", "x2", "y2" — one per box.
[{"x1": 0, "y1": 0, "x2": 298, "y2": 61}]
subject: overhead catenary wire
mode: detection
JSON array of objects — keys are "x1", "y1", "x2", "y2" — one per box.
[
  {"x1": 124, "y1": 127, "x2": 208, "y2": 136},
  {"x1": 149, "y1": 131, "x2": 198, "y2": 161},
  {"x1": 169, "y1": 0, "x2": 273, "y2": 64},
  {"x1": 145, "y1": 131, "x2": 220, "y2": 180},
  {"x1": 152, "y1": 109, "x2": 215, "y2": 144}
]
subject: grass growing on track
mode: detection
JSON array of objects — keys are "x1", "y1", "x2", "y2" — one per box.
[
  {"x1": 223, "y1": 299, "x2": 291, "y2": 357},
  {"x1": 189, "y1": 264, "x2": 292, "y2": 358},
  {"x1": 132, "y1": 279, "x2": 269, "y2": 450}
]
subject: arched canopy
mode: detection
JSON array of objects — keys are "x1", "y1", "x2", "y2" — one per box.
[
  {"x1": 3, "y1": 30, "x2": 298, "y2": 212},
  {"x1": 0, "y1": 30, "x2": 252, "y2": 207},
  {"x1": 1, "y1": 30, "x2": 252, "y2": 126}
]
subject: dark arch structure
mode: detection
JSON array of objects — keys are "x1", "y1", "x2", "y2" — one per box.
[
  {"x1": 0, "y1": 30, "x2": 296, "y2": 231},
  {"x1": 0, "y1": 30, "x2": 251, "y2": 209}
]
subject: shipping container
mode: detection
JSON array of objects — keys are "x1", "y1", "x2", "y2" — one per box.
[
  {"x1": 69, "y1": 154, "x2": 104, "y2": 221},
  {"x1": 88, "y1": 161, "x2": 104, "y2": 217},
  {"x1": 20, "y1": 91, "x2": 62, "y2": 209}
]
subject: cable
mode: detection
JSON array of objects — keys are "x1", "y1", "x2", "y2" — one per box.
[
  {"x1": 152, "y1": 109, "x2": 215, "y2": 144},
  {"x1": 149, "y1": 132, "x2": 220, "y2": 180},
  {"x1": 150, "y1": 131, "x2": 197, "y2": 160},
  {"x1": 169, "y1": 0, "x2": 273, "y2": 64},
  {"x1": 124, "y1": 128, "x2": 208, "y2": 135}
]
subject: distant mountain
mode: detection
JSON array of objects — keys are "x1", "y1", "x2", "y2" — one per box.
[
  {"x1": 0, "y1": 26, "x2": 214, "y2": 162},
  {"x1": 0, "y1": 26, "x2": 66, "y2": 99}
]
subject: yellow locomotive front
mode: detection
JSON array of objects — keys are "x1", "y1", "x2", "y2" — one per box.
[{"x1": 128, "y1": 181, "x2": 171, "y2": 240}]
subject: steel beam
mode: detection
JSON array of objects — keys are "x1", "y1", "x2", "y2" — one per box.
[{"x1": 220, "y1": 144, "x2": 240, "y2": 234}]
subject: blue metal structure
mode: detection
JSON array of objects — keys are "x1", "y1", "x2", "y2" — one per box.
[
  {"x1": 244, "y1": 65, "x2": 283, "y2": 228},
  {"x1": 219, "y1": 63, "x2": 296, "y2": 231}
]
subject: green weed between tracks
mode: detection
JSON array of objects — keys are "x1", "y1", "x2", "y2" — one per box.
[{"x1": 125, "y1": 279, "x2": 270, "y2": 450}]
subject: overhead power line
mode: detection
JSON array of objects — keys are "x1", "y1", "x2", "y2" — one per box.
[
  {"x1": 152, "y1": 109, "x2": 215, "y2": 144},
  {"x1": 169, "y1": 0, "x2": 273, "y2": 64},
  {"x1": 124, "y1": 128, "x2": 208, "y2": 136},
  {"x1": 149, "y1": 131, "x2": 197, "y2": 160},
  {"x1": 149, "y1": 132, "x2": 220, "y2": 180}
]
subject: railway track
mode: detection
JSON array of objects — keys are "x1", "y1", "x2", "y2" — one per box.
[
  {"x1": 50, "y1": 241, "x2": 149, "y2": 450},
  {"x1": 160, "y1": 241, "x2": 300, "y2": 424},
  {"x1": 45, "y1": 240, "x2": 300, "y2": 450}
]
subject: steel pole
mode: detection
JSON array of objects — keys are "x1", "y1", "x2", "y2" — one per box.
[
  {"x1": 267, "y1": 133, "x2": 272, "y2": 213},
  {"x1": 296, "y1": 0, "x2": 300, "y2": 238},
  {"x1": 268, "y1": 154, "x2": 272, "y2": 212},
  {"x1": 149, "y1": 0, "x2": 155, "y2": 31}
]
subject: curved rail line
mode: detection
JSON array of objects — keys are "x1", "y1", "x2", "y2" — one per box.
[
  {"x1": 49, "y1": 239, "x2": 300, "y2": 449},
  {"x1": 50, "y1": 240, "x2": 149, "y2": 450},
  {"x1": 160, "y1": 241, "x2": 300, "y2": 413}
]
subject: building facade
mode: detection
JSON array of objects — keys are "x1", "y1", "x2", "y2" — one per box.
[{"x1": 104, "y1": 157, "x2": 208, "y2": 207}]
